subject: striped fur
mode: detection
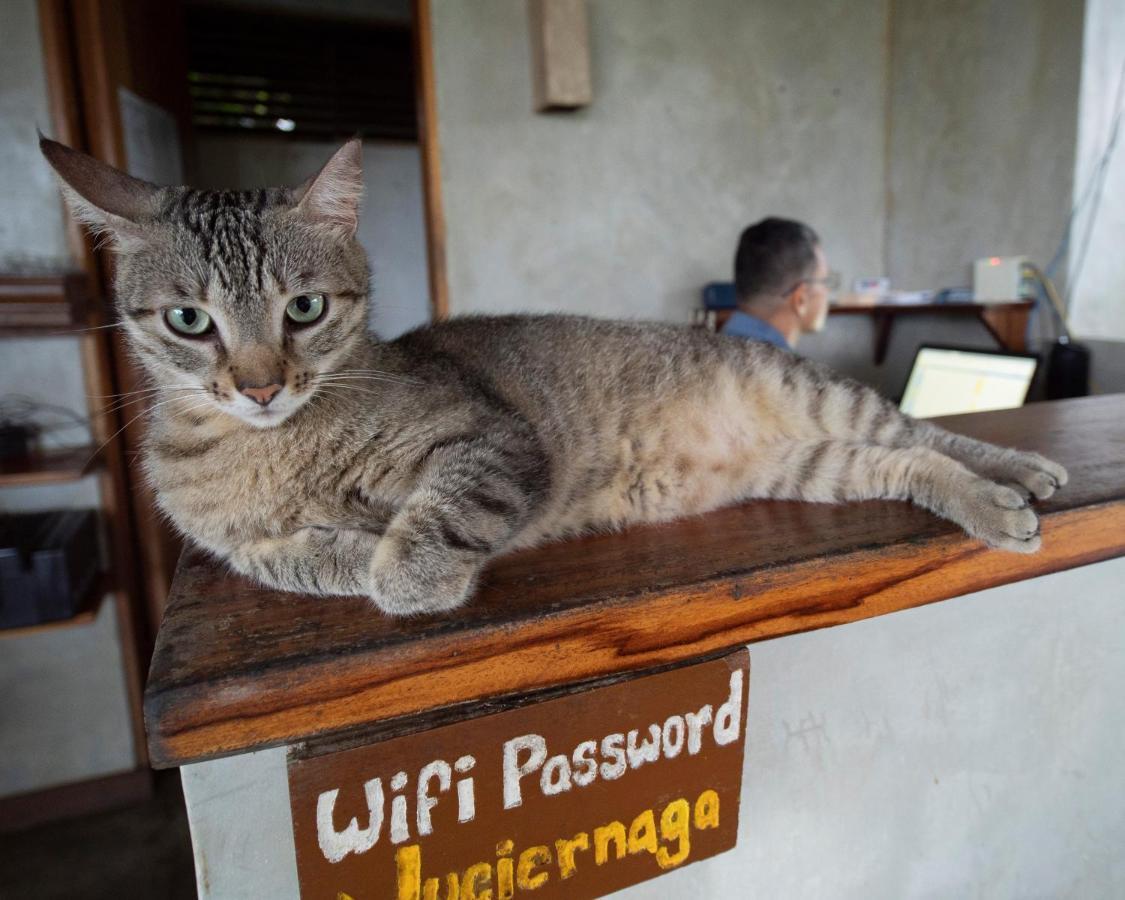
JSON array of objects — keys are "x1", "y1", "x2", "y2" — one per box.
[{"x1": 43, "y1": 140, "x2": 1068, "y2": 616}]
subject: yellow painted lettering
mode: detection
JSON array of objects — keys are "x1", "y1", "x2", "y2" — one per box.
[
  {"x1": 423, "y1": 873, "x2": 460, "y2": 900},
  {"x1": 593, "y1": 821, "x2": 627, "y2": 865},
  {"x1": 627, "y1": 809, "x2": 658, "y2": 856},
  {"x1": 460, "y1": 862, "x2": 492, "y2": 900},
  {"x1": 496, "y1": 840, "x2": 515, "y2": 900},
  {"x1": 656, "y1": 798, "x2": 691, "y2": 869},
  {"x1": 396, "y1": 845, "x2": 421, "y2": 900},
  {"x1": 516, "y1": 845, "x2": 552, "y2": 890},
  {"x1": 694, "y1": 790, "x2": 720, "y2": 830},
  {"x1": 554, "y1": 832, "x2": 590, "y2": 879}
]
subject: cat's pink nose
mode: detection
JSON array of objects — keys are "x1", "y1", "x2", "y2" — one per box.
[{"x1": 239, "y1": 383, "x2": 283, "y2": 406}]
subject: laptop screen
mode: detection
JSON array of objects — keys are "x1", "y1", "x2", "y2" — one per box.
[{"x1": 899, "y1": 346, "x2": 1038, "y2": 418}]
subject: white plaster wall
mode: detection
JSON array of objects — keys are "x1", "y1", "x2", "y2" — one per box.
[
  {"x1": 619, "y1": 556, "x2": 1125, "y2": 898},
  {"x1": 885, "y1": 0, "x2": 1084, "y2": 290},
  {"x1": 180, "y1": 558, "x2": 1125, "y2": 899},
  {"x1": 431, "y1": 0, "x2": 889, "y2": 322},
  {"x1": 193, "y1": 136, "x2": 432, "y2": 339},
  {"x1": 1068, "y1": 0, "x2": 1125, "y2": 339},
  {"x1": 181, "y1": 748, "x2": 300, "y2": 900}
]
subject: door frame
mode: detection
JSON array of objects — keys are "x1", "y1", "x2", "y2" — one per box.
[{"x1": 413, "y1": 0, "x2": 450, "y2": 320}]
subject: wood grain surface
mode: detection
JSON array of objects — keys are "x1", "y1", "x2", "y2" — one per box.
[{"x1": 145, "y1": 396, "x2": 1125, "y2": 768}]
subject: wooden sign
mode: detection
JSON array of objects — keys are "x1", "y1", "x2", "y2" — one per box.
[{"x1": 288, "y1": 650, "x2": 750, "y2": 899}]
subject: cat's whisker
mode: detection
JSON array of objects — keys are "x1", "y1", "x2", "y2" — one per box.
[
  {"x1": 312, "y1": 387, "x2": 371, "y2": 406},
  {"x1": 44, "y1": 321, "x2": 128, "y2": 337},
  {"x1": 312, "y1": 373, "x2": 409, "y2": 384},
  {"x1": 174, "y1": 399, "x2": 222, "y2": 420},
  {"x1": 312, "y1": 384, "x2": 394, "y2": 397},
  {"x1": 310, "y1": 384, "x2": 385, "y2": 401},
  {"x1": 96, "y1": 389, "x2": 207, "y2": 419},
  {"x1": 98, "y1": 387, "x2": 205, "y2": 415},
  {"x1": 312, "y1": 376, "x2": 414, "y2": 391},
  {"x1": 317, "y1": 369, "x2": 421, "y2": 385},
  {"x1": 309, "y1": 392, "x2": 352, "y2": 414},
  {"x1": 90, "y1": 389, "x2": 161, "y2": 402},
  {"x1": 312, "y1": 385, "x2": 387, "y2": 410},
  {"x1": 83, "y1": 392, "x2": 212, "y2": 469},
  {"x1": 331, "y1": 369, "x2": 421, "y2": 383},
  {"x1": 89, "y1": 385, "x2": 176, "y2": 400},
  {"x1": 312, "y1": 377, "x2": 395, "y2": 390}
]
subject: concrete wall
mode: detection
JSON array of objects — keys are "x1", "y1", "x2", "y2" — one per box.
[
  {"x1": 885, "y1": 0, "x2": 1085, "y2": 291},
  {"x1": 1069, "y1": 0, "x2": 1125, "y2": 340},
  {"x1": 0, "y1": 0, "x2": 137, "y2": 797},
  {"x1": 430, "y1": 0, "x2": 1094, "y2": 392},
  {"x1": 431, "y1": 0, "x2": 889, "y2": 323},
  {"x1": 179, "y1": 558, "x2": 1125, "y2": 899},
  {"x1": 193, "y1": 136, "x2": 431, "y2": 339}
]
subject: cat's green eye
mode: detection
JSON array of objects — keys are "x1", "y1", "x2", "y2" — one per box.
[
  {"x1": 164, "y1": 306, "x2": 212, "y2": 336},
  {"x1": 286, "y1": 293, "x2": 325, "y2": 325}
]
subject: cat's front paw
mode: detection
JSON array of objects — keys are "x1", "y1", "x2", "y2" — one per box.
[
  {"x1": 367, "y1": 533, "x2": 479, "y2": 616},
  {"x1": 949, "y1": 479, "x2": 1042, "y2": 554},
  {"x1": 998, "y1": 451, "x2": 1069, "y2": 501}
]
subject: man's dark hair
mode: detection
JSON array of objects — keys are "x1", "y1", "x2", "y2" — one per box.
[{"x1": 734, "y1": 217, "x2": 820, "y2": 307}]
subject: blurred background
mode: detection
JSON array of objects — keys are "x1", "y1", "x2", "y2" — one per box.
[{"x1": 0, "y1": 0, "x2": 1122, "y2": 896}]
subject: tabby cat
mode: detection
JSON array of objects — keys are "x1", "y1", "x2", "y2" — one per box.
[{"x1": 41, "y1": 138, "x2": 1067, "y2": 616}]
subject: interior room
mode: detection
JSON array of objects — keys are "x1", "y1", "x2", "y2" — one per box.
[{"x1": 1, "y1": 1, "x2": 1122, "y2": 898}]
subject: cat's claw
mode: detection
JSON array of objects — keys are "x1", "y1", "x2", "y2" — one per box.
[{"x1": 998, "y1": 451, "x2": 1069, "y2": 501}]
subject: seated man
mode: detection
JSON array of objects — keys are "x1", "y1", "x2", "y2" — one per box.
[{"x1": 722, "y1": 217, "x2": 837, "y2": 351}]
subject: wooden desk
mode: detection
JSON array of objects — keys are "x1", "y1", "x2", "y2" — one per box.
[{"x1": 145, "y1": 395, "x2": 1125, "y2": 769}]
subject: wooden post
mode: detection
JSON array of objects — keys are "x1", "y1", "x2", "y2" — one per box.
[{"x1": 413, "y1": 0, "x2": 451, "y2": 321}]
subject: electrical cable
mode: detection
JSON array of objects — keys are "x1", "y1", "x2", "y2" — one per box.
[
  {"x1": 1024, "y1": 264, "x2": 1070, "y2": 339},
  {"x1": 1065, "y1": 66, "x2": 1125, "y2": 309},
  {"x1": 1043, "y1": 56, "x2": 1125, "y2": 310}
]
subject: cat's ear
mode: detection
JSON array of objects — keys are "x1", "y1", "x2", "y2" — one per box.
[
  {"x1": 291, "y1": 138, "x2": 363, "y2": 236},
  {"x1": 39, "y1": 135, "x2": 160, "y2": 251}
]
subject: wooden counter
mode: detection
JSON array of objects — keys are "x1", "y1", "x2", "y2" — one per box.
[{"x1": 144, "y1": 396, "x2": 1125, "y2": 769}]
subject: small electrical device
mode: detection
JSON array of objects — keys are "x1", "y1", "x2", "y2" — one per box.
[{"x1": 973, "y1": 256, "x2": 1035, "y2": 303}]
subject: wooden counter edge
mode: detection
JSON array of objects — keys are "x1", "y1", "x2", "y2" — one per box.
[{"x1": 143, "y1": 499, "x2": 1125, "y2": 769}]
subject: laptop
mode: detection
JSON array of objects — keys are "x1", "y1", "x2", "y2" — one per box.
[{"x1": 899, "y1": 345, "x2": 1039, "y2": 418}]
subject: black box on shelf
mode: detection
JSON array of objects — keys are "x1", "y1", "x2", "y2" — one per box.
[{"x1": 0, "y1": 510, "x2": 100, "y2": 629}]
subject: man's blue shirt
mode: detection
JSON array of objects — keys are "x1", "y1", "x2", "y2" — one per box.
[{"x1": 720, "y1": 310, "x2": 791, "y2": 350}]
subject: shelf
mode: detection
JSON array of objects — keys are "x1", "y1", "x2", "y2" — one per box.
[
  {"x1": 0, "y1": 273, "x2": 91, "y2": 335},
  {"x1": 0, "y1": 446, "x2": 100, "y2": 488},
  {"x1": 708, "y1": 300, "x2": 1034, "y2": 364},
  {"x1": 0, "y1": 573, "x2": 111, "y2": 640},
  {"x1": 144, "y1": 395, "x2": 1125, "y2": 768},
  {"x1": 831, "y1": 300, "x2": 1034, "y2": 363}
]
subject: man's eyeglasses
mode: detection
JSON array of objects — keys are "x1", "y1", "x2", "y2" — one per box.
[{"x1": 785, "y1": 270, "x2": 841, "y2": 295}]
